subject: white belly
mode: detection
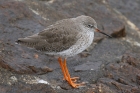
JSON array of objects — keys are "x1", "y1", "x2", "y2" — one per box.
[{"x1": 55, "y1": 31, "x2": 94, "y2": 57}]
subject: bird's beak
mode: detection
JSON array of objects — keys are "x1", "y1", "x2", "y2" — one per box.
[{"x1": 95, "y1": 28, "x2": 112, "y2": 38}]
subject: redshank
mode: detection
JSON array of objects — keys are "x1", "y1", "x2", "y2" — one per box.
[{"x1": 16, "y1": 15, "x2": 112, "y2": 88}]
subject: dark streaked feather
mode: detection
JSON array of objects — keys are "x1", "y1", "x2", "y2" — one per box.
[{"x1": 17, "y1": 19, "x2": 79, "y2": 52}]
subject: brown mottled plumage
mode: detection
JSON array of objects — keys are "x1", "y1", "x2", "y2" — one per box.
[
  {"x1": 16, "y1": 15, "x2": 112, "y2": 88},
  {"x1": 17, "y1": 20, "x2": 78, "y2": 52},
  {"x1": 16, "y1": 15, "x2": 98, "y2": 57}
]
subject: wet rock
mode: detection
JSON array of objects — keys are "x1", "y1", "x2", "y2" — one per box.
[
  {"x1": 0, "y1": 0, "x2": 126, "y2": 74},
  {"x1": 136, "y1": 74, "x2": 140, "y2": 85},
  {"x1": 59, "y1": 82, "x2": 72, "y2": 90},
  {"x1": 79, "y1": 52, "x2": 91, "y2": 58},
  {"x1": 93, "y1": 37, "x2": 104, "y2": 43},
  {"x1": 96, "y1": 53, "x2": 140, "y2": 93},
  {"x1": 121, "y1": 53, "x2": 140, "y2": 68},
  {"x1": 111, "y1": 26, "x2": 126, "y2": 38},
  {"x1": 0, "y1": 0, "x2": 139, "y2": 93},
  {"x1": 0, "y1": 1, "x2": 51, "y2": 74},
  {"x1": 85, "y1": 88, "x2": 96, "y2": 93},
  {"x1": 97, "y1": 83, "x2": 115, "y2": 93},
  {"x1": 0, "y1": 82, "x2": 56, "y2": 93},
  {"x1": 74, "y1": 61, "x2": 102, "y2": 71},
  {"x1": 0, "y1": 85, "x2": 7, "y2": 93},
  {"x1": 108, "y1": 0, "x2": 140, "y2": 29},
  {"x1": 40, "y1": 66, "x2": 53, "y2": 73},
  {"x1": 26, "y1": 0, "x2": 125, "y2": 38}
]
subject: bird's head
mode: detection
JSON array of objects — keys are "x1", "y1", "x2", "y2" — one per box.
[{"x1": 76, "y1": 15, "x2": 112, "y2": 38}]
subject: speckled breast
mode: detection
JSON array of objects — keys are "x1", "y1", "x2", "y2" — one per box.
[{"x1": 51, "y1": 31, "x2": 94, "y2": 57}]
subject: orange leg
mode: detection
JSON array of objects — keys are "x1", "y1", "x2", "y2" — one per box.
[
  {"x1": 58, "y1": 57, "x2": 85, "y2": 88},
  {"x1": 58, "y1": 57, "x2": 67, "y2": 80},
  {"x1": 63, "y1": 58, "x2": 79, "y2": 82}
]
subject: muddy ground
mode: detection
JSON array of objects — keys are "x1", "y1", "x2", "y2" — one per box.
[{"x1": 0, "y1": 0, "x2": 140, "y2": 93}]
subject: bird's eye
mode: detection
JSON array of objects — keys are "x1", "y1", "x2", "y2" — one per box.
[{"x1": 87, "y1": 24, "x2": 93, "y2": 28}]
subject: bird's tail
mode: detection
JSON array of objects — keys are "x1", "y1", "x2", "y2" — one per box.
[{"x1": 16, "y1": 37, "x2": 39, "y2": 48}]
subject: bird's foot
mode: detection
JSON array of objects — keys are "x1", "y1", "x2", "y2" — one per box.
[
  {"x1": 66, "y1": 77, "x2": 85, "y2": 88},
  {"x1": 70, "y1": 77, "x2": 79, "y2": 82},
  {"x1": 69, "y1": 81, "x2": 85, "y2": 88}
]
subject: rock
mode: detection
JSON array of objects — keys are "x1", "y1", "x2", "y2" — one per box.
[
  {"x1": 0, "y1": 0, "x2": 139, "y2": 93},
  {"x1": 108, "y1": 0, "x2": 140, "y2": 29},
  {"x1": 79, "y1": 52, "x2": 91, "y2": 58},
  {"x1": 85, "y1": 88, "x2": 96, "y2": 93},
  {"x1": 136, "y1": 74, "x2": 140, "y2": 85},
  {"x1": 96, "y1": 53, "x2": 140, "y2": 93},
  {"x1": 0, "y1": 82, "x2": 56, "y2": 93},
  {"x1": 59, "y1": 82, "x2": 72, "y2": 90},
  {"x1": 0, "y1": 0, "x2": 126, "y2": 74},
  {"x1": 74, "y1": 61, "x2": 102, "y2": 71},
  {"x1": 40, "y1": 66, "x2": 53, "y2": 74},
  {"x1": 0, "y1": 1, "x2": 51, "y2": 74},
  {"x1": 111, "y1": 26, "x2": 126, "y2": 38}
]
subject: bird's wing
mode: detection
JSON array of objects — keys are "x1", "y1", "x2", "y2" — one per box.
[{"x1": 17, "y1": 20, "x2": 79, "y2": 52}]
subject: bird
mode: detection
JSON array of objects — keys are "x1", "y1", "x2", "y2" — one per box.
[{"x1": 16, "y1": 15, "x2": 112, "y2": 88}]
